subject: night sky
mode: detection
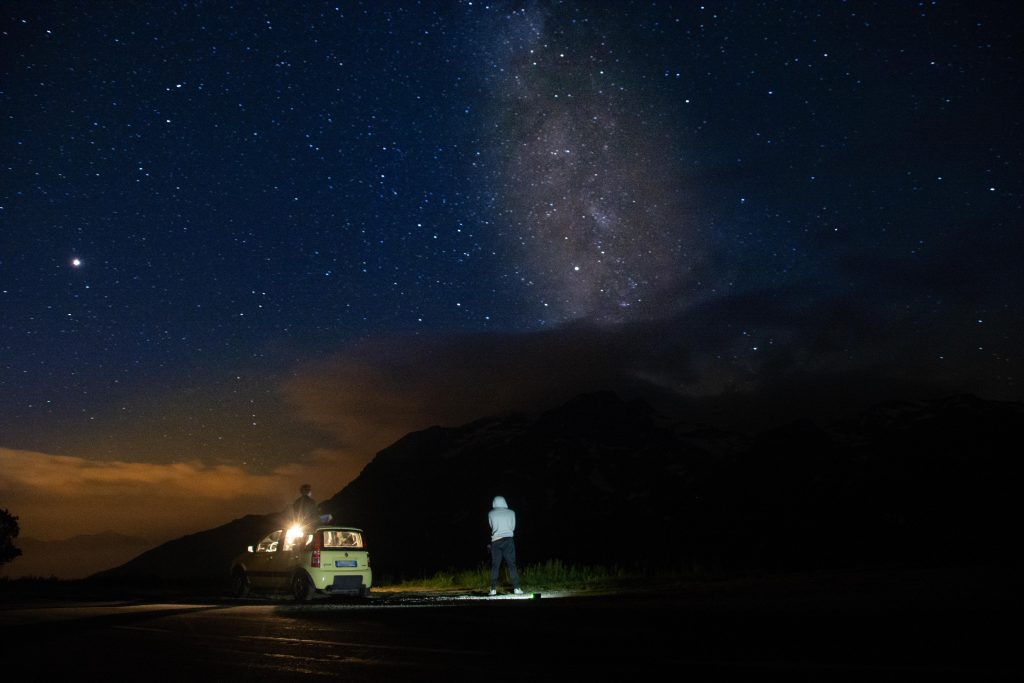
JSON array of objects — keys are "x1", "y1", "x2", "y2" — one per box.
[{"x1": 2, "y1": 1, "x2": 1021, "y2": 547}]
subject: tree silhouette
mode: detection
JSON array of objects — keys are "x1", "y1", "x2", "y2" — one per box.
[{"x1": 1, "y1": 508, "x2": 22, "y2": 566}]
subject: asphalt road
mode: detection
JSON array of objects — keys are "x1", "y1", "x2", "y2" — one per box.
[{"x1": 0, "y1": 570, "x2": 1017, "y2": 681}]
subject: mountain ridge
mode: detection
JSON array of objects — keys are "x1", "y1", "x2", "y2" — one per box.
[{"x1": 94, "y1": 391, "x2": 1021, "y2": 583}]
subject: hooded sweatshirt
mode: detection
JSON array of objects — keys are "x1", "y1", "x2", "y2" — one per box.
[{"x1": 488, "y1": 495, "x2": 516, "y2": 542}]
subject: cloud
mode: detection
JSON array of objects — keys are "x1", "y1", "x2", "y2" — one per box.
[
  {"x1": 0, "y1": 446, "x2": 363, "y2": 543},
  {"x1": 283, "y1": 322, "x2": 667, "y2": 452},
  {"x1": 285, "y1": 292, "x2": 995, "y2": 449},
  {"x1": 4, "y1": 289, "x2": 1003, "y2": 550}
]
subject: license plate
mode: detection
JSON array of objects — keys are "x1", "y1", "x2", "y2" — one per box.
[{"x1": 335, "y1": 560, "x2": 358, "y2": 568}]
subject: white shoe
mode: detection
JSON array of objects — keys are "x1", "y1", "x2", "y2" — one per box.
[
  {"x1": 513, "y1": 588, "x2": 524, "y2": 595},
  {"x1": 488, "y1": 589, "x2": 497, "y2": 596}
]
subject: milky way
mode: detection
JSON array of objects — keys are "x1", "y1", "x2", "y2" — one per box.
[{"x1": 482, "y1": 7, "x2": 704, "y2": 324}]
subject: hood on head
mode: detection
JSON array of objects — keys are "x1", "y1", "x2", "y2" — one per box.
[{"x1": 492, "y1": 496, "x2": 508, "y2": 509}]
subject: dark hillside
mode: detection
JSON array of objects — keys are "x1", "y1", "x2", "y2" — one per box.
[
  {"x1": 96, "y1": 392, "x2": 1021, "y2": 582},
  {"x1": 321, "y1": 392, "x2": 1020, "y2": 579},
  {"x1": 93, "y1": 514, "x2": 275, "y2": 581}
]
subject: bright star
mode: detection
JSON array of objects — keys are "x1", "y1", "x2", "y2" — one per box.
[{"x1": 71, "y1": 258, "x2": 82, "y2": 267}]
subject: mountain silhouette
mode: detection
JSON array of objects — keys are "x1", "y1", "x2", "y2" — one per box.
[{"x1": 95, "y1": 391, "x2": 1021, "y2": 583}]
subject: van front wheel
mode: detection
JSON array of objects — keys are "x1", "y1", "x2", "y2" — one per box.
[{"x1": 230, "y1": 569, "x2": 250, "y2": 598}]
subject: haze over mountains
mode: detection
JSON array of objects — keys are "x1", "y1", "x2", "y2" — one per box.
[
  {"x1": 91, "y1": 391, "x2": 1019, "y2": 584},
  {"x1": 2, "y1": 532, "x2": 151, "y2": 580}
]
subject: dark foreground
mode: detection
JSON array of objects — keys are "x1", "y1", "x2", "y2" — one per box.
[{"x1": 0, "y1": 566, "x2": 1017, "y2": 681}]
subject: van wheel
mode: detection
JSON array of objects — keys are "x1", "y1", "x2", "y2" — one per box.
[
  {"x1": 292, "y1": 572, "x2": 315, "y2": 602},
  {"x1": 231, "y1": 569, "x2": 250, "y2": 598}
]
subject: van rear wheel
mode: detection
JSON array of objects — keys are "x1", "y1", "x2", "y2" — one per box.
[{"x1": 292, "y1": 572, "x2": 315, "y2": 602}]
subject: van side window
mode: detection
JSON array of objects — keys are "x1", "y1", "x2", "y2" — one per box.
[{"x1": 256, "y1": 530, "x2": 282, "y2": 553}]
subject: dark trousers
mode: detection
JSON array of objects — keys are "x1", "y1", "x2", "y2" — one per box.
[{"x1": 489, "y1": 537, "x2": 520, "y2": 589}]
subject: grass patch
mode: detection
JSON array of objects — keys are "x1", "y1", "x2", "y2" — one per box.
[{"x1": 378, "y1": 559, "x2": 684, "y2": 592}]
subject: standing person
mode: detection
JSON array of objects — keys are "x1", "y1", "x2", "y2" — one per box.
[
  {"x1": 488, "y1": 495, "x2": 523, "y2": 596},
  {"x1": 293, "y1": 484, "x2": 318, "y2": 525}
]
